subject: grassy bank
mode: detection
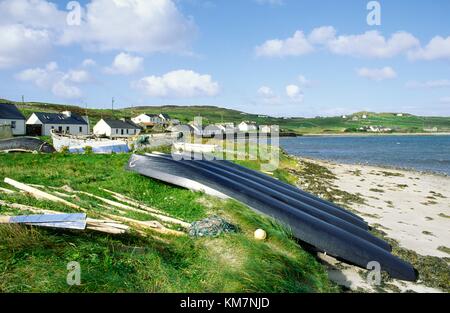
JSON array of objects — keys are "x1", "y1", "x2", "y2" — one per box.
[{"x1": 0, "y1": 153, "x2": 336, "y2": 293}]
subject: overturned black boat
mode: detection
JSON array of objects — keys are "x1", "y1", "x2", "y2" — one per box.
[
  {"x1": 0, "y1": 137, "x2": 55, "y2": 153},
  {"x1": 126, "y1": 153, "x2": 417, "y2": 282}
]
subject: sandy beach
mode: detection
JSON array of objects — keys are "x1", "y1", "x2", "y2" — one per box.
[{"x1": 298, "y1": 158, "x2": 450, "y2": 292}]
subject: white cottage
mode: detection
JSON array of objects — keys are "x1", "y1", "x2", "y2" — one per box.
[
  {"x1": 260, "y1": 125, "x2": 279, "y2": 134},
  {"x1": 131, "y1": 114, "x2": 163, "y2": 126},
  {"x1": 26, "y1": 111, "x2": 89, "y2": 136},
  {"x1": 159, "y1": 113, "x2": 171, "y2": 122},
  {"x1": 0, "y1": 103, "x2": 26, "y2": 135},
  {"x1": 93, "y1": 118, "x2": 141, "y2": 138},
  {"x1": 238, "y1": 121, "x2": 258, "y2": 132}
]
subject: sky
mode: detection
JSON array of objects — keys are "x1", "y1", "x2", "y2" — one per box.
[{"x1": 0, "y1": 0, "x2": 449, "y2": 117}]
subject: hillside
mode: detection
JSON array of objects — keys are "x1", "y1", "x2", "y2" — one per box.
[{"x1": 2, "y1": 98, "x2": 450, "y2": 134}]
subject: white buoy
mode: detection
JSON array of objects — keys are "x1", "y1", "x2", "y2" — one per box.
[{"x1": 254, "y1": 229, "x2": 267, "y2": 240}]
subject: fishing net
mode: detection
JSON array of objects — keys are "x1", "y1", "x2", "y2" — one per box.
[{"x1": 189, "y1": 215, "x2": 237, "y2": 237}]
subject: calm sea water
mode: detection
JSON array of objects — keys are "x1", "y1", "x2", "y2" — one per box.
[{"x1": 280, "y1": 135, "x2": 450, "y2": 176}]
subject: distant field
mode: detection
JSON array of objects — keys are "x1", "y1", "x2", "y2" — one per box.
[{"x1": 2, "y1": 98, "x2": 450, "y2": 134}]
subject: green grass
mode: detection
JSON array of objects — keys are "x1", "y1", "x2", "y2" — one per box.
[{"x1": 0, "y1": 153, "x2": 335, "y2": 293}]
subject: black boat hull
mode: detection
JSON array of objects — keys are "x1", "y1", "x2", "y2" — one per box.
[{"x1": 127, "y1": 154, "x2": 417, "y2": 281}]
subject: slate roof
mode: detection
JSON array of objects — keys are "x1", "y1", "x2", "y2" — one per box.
[
  {"x1": 33, "y1": 112, "x2": 88, "y2": 125},
  {"x1": 159, "y1": 113, "x2": 171, "y2": 120},
  {"x1": 103, "y1": 119, "x2": 140, "y2": 129},
  {"x1": 0, "y1": 103, "x2": 26, "y2": 120}
]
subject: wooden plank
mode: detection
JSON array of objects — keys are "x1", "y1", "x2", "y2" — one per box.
[
  {"x1": 0, "y1": 187, "x2": 15, "y2": 194},
  {"x1": 0, "y1": 216, "x2": 11, "y2": 223},
  {"x1": 78, "y1": 190, "x2": 190, "y2": 228},
  {"x1": 86, "y1": 225, "x2": 127, "y2": 234},
  {"x1": 4, "y1": 178, "x2": 85, "y2": 212},
  {"x1": 0, "y1": 200, "x2": 59, "y2": 214},
  {"x1": 99, "y1": 212, "x2": 185, "y2": 237},
  {"x1": 101, "y1": 188, "x2": 172, "y2": 216}
]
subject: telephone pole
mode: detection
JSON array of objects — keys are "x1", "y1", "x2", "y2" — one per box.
[{"x1": 111, "y1": 97, "x2": 115, "y2": 117}]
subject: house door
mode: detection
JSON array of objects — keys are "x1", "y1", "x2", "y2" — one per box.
[{"x1": 26, "y1": 125, "x2": 42, "y2": 136}]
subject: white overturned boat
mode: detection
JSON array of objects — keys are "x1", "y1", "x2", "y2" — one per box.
[{"x1": 51, "y1": 131, "x2": 129, "y2": 154}]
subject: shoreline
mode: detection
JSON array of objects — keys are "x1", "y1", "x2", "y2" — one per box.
[
  {"x1": 296, "y1": 155, "x2": 449, "y2": 178},
  {"x1": 298, "y1": 132, "x2": 450, "y2": 137},
  {"x1": 288, "y1": 153, "x2": 450, "y2": 292}
]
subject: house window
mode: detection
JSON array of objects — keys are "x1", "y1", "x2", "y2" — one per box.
[
  {"x1": 116, "y1": 129, "x2": 118, "y2": 134},
  {"x1": 58, "y1": 126, "x2": 62, "y2": 132},
  {"x1": 126, "y1": 129, "x2": 129, "y2": 134},
  {"x1": 51, "y1": 126, "x2": 54, "y2": 130},
  {"x1": 66, "y1": 126, "x2": 70, "y2": 132},
  {"x1": 11, "y1": 121, "x2": 16, "y2": 129},
  {"x1": 121, "y1": 129, "x2": 124, "y2": 135},
  {"x1": 79, "y1": 126, "x2": 82, "y2": 132}
]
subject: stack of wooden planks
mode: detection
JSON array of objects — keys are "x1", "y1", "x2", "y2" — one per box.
[{"x1": 1, "y1": 177, "x2": 190, "y2": 237}]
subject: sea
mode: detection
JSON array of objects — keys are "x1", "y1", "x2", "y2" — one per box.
[{"x1": 279, "y1": 135, "x2": 450, "y2": 176}]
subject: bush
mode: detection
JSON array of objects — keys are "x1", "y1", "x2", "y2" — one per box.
[
  {"x1": 60, "y1": 146, "x2": 70, "y2": 154},
  {"x1": 84, "y1": 146, "x2": 93, "y2": 155}
]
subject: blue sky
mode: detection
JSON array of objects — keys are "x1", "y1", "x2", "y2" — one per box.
[{"x1": 0, "y1": 0, "x2": 449, "y2": 117}]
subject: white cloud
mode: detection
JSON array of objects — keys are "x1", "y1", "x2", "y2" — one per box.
[
  {"x1": 285, "y1": 84, "x2": 304, "y2": 102},
  {"x1": 105, "y1": 52, "x2": 143, "y2": 75},
  {"x1": 298, "y1": 75, "x2": 315, "y2": 88},
  {"x1": 255, "y1": 31, "x2": 314, "y2": 57},
  {"x1": 51, "y1": 81, "x2": 82, "y2": 99},
  {"x1": 356, "y1": 67, "x2": 397, "y2": 81},
  {"x1": 308, "y1": 26, "x2": 336, "y2": 45},
  {"x1": 256, "y1": 27, "x2": 421, "y2": 59},
  {"x1": 327, "y1": 31, "x2": 419, "y2": 58},
  {"x1": 64, "y1": 70, "x2": 90, "y2": 83},
  {"x1": 133, "y1": 70, "x2": 219, "y2": 98},
  {"x1": 257, "y1": 86, "x2": 275, "y2": 97},
  {"x1": 0, "y1": 0, "x2": 195, "y2": 68},
  {"x1": 16, "y1": 62, "x2": 88, "y2": 99},
  {"x1": 406, "y1": 79, "x2": 450, "y2": 89},
  {"x1": 60, "y1": 0, "x2": 196, "y2": 53},
  {"x1": 257, "y1": 86, "x2": 281, "y2": 104},
  {"x1": 82, "y1": 59, "x2": 96, "y2": 67},
  {"x1": 408, "y1": 36, "x2": 450, "y2": 61},
  {"x1": 0, "y1": 24, "x2": 51, "y2": 68},
  {"x1": 0, "y1": 0, "x2": 65, "y2": 29}
]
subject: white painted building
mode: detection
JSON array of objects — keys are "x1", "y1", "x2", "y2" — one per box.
[
  {"x1": 260, "y1": 125, "x2": 279, "y2": 134},
  {"x1": 26, "y1": 111, "x2": 89, "y2": 136},
  {"x1": 238, "y1": 121, "x2": 258, "y2": 132},
  {"x1": 159, "y1": 113, "x2": 171, "y2": 122},
  {"x1": 93, "y1": 118, "x2": 141, "y2": 138},
  {"x1": 215, "y1": 122, "x2": 235, "y2": 132},
  {"x1": 0, "y1": 103, "x2": 26, "y2": 136},
  {"x1": 131, "y1": 114, "x2": 163, "y2": 126}
]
